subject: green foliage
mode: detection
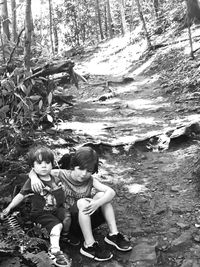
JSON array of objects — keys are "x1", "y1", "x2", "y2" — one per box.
[{"x1": 0, "y1": 69, "x2": 56, "y2": 130}]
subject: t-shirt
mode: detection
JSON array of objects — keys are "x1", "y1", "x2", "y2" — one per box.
[
  {"x1": 53, "y1": 169, "x2": 94, "y2": 207},
  {"x1": 20, "y1": 175, "x2": 65, "y2": 215}
]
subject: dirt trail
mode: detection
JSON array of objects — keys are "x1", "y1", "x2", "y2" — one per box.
[{"x1": 55, "y1": 68, "x2": 200, "y2": 266}]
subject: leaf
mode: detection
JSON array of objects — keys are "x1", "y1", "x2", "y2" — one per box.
[
  {"x1": 29, "y1": 95, "x2": 41, "y2": 101},
  {"x1": 47, "y1": 114, "x2": 53, "y2": 123},
  {"x1": 30, "y1": 79, "x2": 35, "y2": 85},
  {"x1": 38, "y1": 100, "x2": 43, "y2": 110},
  {"x1": 0, "y1": 105, "x2": 10, "y2": 114},
  {"x1": 47, "y1": 92, "x2": 53, "y2": 105},
  {"x1": 19, "y1": 83, "x2": 27, "y2": 94}
]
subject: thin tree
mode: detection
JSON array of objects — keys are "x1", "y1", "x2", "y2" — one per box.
[
  {"x1": 53, "y1": 6, "x2": 58, "y2": 53},
  {"x1": 107, "y1": 0, "x2": 113, "y2": 38},
  {"x1": 96, "y1": 0, "x2": 104, "y2": 40},
  {"x1": 119, "y1": 0, "x2": 127, "y2": 35},
  {"x1": 24, "y1": 0, "x2": 32, "y2": 70},
  {"x1": 185, "y1": 0, "x2": 194, "y2": 58},
  {"x1": 0, "y1": 0, "x2": 10, "y2": 40},
  {"x1": 48, "y1": 0, "x2": 54, "y2": 54},
  {"x1": 135, "y1": 0, "x2": 152, "y2": 49},
  {"x1": 11, "y1": 0, "x2": 17, "y2": 42}
]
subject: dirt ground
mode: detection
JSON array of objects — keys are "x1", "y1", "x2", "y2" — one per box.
[
  {"x1": 2, "y1": 35, "x2": 200, "y2": 267},
  {"x1": 60, "y1": 71, "x2": 200, "y2": 267}
]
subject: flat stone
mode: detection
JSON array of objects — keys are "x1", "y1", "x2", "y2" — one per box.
[
  {"x1": 129, "y1": 242, "x2": 157, "y2": 264},
  {"x1": 170, "y1": 231, "x2": 192, "y2": 252}
]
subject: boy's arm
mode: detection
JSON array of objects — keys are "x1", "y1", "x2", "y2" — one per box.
[
  {"x1": 29, "y1": 169, "x2": 44, "y2": 193},
  {"x1": 92, "y1": 178, "x2": 115, "y2": 206},
  {"x1": 3, "y1": 193, "x2": 25, "y2": 216},
  {"x1": 29, "y1": 169, "x2": 61, "y2": 193}
]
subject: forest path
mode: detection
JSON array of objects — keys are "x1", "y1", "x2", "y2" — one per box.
[{"x1": 56, "y1": 62, "x2": 200, "y2": 266}]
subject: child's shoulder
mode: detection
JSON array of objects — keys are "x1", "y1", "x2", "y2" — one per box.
[{"x1": 52, "y1": 169, "x2": 71, "y2": 180}]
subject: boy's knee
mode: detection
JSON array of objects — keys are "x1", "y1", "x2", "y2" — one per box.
[
  {"x1": 77, "y1": 198, "x2": 91, "y2": 210},
  {"x1": 51, "y1": 223, "x2": 63, "y2": 234}
]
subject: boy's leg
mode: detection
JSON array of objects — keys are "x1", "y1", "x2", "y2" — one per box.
[
  {"x1": 50, "y1": 223, "x2": 63, "y2": 253},
  {"x1": 93, "y1": 192, "x2": 118, "y2": 235},
  {"x1": 56, "y1": 207, "x2": 80, "y2": 246},
  {"x1": 93, "y1": 193, "x2": 132, "y2": 252},
  {"x1": 77, "y1": 198, "x2": 113, "y2": 261},
  {"x1": 33, "y1": 212, "x2": 72, "y2": 266},
  {"x1": 77, "y1": 198, "x2": 95, "y2": 246}
]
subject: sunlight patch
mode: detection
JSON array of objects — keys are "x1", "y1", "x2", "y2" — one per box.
[
  {"x1": 126, "y1": 99, "x2": 170, "y2": 110},
  {"x1": 126, "y1": 183, "x2": 148, "y2": 194},
  {"x1": 56, "y1": 121, "x2": 111, "y2": 136}
]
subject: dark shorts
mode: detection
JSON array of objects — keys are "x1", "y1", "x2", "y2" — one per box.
[
  {"x1": 69, "y1": 202, "x2": 105, "y2": 238},
  {"x1": 31, "y1": 207, "x2": 71, "y2": 233}
]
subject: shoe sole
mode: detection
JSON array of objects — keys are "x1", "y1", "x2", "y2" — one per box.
[
  {"x1": 49, "y1": 253, "x2": 72, "y2": 267},
  {"x1": 80, "y1": 248, "x2": 113, "y2": 261},
  {"x1": 104, "y1": 237, "x2": 132, "y2": 251}
]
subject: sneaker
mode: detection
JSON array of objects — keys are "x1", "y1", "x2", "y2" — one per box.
[
  {"x1": 104, "y1": 233, "x2": 132, "y2": 251},
  {"x1": 49, "y1": 250, "x2": 72, "y2": 267},
  {"x1": 80, "y1": 241, "x2": 113, "y2": 261},
  {"x1": 61, "y1": 233, "x2": 80, "y2": 246}
]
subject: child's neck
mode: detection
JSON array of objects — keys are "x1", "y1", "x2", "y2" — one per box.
[{"x1": 39, "y1": 174, "x2": 51, "y2": 181}]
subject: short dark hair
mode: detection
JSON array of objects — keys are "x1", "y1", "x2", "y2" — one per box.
[
  {"x1": 27, "y1": 146, "x2": 54, "y2": 167},
  {"x1": 71, "y1": 146, "x2": 99, "y2": 174}
]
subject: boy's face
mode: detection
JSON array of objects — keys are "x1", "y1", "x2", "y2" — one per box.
[
  {"x1": 74, "y1": 166, "x2": 92, "y2": 182},
  {"x1": 33, "y1": 160, "x2": 52, "y2": 177}
]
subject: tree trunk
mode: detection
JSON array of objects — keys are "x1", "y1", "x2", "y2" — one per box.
[
  {"x1": 52, "y1": 7, "x2": 59, "y2": 53},
  {"x1": 135, "y1": 0, "x2": 152, "y2": 49},
  {"x1": 119, "y1": 0, "x2": 127, "y2": 35},
  {"x1": 107, "y1": 0, "x2": 113, "y2": 38},
  {"x1": 24, "y1": 0, "x2": 32, "y2": 70},
  {"x1": 153, "y1": 0, "x2": 159, "y2": 19},
  {"x1": 186, "y1": 0, "x2": 194, "y2": 58},
  {"x1": 48, "y1": 0, "x2": 54, "y2": 54},
  {"x1": 104, "y1": 4, "x2": 108, "y2": 38},
  {"x1": 96, "y1": 0, "x2": 104, "y2": 40},
  {"x1": 187, "y1": 0, "x2": 200, "y2": 22},
  {"x1": 0, "y1": 0, "x2": 10, "y2": 40},
  {"x1": 11, "y1": 0, "x2": 17, "y2": 42}
]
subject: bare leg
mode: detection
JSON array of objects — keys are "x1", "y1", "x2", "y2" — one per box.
[
  {"x1": 50, "y1": 223, "x2": 63, "y2": 253},
  {"x1": 93, "y1": 192, "x2": 118, "y2": 235},
  {"x1": 77, "y1": 198, "x2": 95, "y2": 246}
]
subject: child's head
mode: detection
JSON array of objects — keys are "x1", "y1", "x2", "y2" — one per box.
[
  {"x1": 28, "y1": 146, "x2": 55, "y2": 167},
  {"x1": 71, "y1": 146, "x2": 99, "y2": 174},
  {"x1": 27, "y1": 146, "x2": 54, "y2": 177}
]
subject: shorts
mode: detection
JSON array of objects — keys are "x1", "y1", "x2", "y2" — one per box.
[
  {"x1": 31, "y1": 207, "x2": 71, "y2": 233},
  {"x1": 69, "y1": 202, "x2": 105, "y2": 237}
]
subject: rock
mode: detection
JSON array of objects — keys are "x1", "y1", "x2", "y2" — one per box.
[
  {"x1": 171, "y1": 185, "x2": 180, "y2": 192},
  {"x1": 129, "y1": 241, "x2": 157, "y2": 264},
  {"x1": 176, "y1": 222, "x2": 190, "y2": 230},
  {"x1": 170, "y1": 231, "x2": 192, "y2": 252},
  {"x1": 180, "y1": 259, "x2": 200, "y2": 267}
]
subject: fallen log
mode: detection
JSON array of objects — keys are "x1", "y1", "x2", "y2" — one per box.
[{"x1": 25, "y1": 59, "x2": 75, "y2": 80}]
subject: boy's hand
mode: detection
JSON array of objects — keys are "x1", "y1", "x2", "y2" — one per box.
[
  {"x1": 2, "y1": 206, "x2": 11, "y2": 217},
  {"x1": 83, "y1": 198, "x2": 100, "y2": 215},
  {"x1": 31, "y1": 179, "x2": 44, "y2": 194},
  {"x1": 29, "y1": 169, "x2": 44, "y2": 193}
]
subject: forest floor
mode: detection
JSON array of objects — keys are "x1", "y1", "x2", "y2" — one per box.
[{"x1": 2, "y1": 27, "x2": 200, "y2": 267}]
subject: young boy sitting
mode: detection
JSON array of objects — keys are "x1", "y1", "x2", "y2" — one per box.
[
  {"x1": 2, "y1": 146, "x2": 71, "y2": 267},
  {"x1": 29, "y1": 146, "x2": 132, "y2": 262}
]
